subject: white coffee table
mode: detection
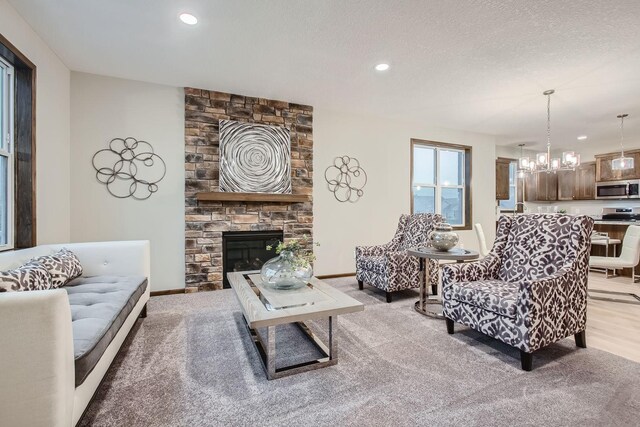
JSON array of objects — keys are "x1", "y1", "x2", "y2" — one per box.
[{"x1": 228, "y1": 272, "x2": 364, "y2": 380}]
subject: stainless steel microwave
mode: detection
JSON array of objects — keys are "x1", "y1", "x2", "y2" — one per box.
[{"x1": 596, "y1": 180, "x2": 640, "y2": 199}]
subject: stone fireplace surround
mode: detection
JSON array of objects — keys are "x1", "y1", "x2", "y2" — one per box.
[{"x1": 184, "y1": 88, "x2": 313, "y2": 291}]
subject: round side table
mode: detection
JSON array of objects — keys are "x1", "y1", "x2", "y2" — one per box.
[{"x1": 407, "y1": 247, "x2": 479, "y2": 318}]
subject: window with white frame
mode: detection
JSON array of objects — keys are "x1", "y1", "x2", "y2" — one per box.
[
  {"x1": 499, "y1": 161, "x2": 518, "y2": 211},
  {"x1": 411, "y1": 140, "x2": 472, "y2": 229},
  {"x1": 0, "y1": 56, "x2": 14, "y2": 249}
]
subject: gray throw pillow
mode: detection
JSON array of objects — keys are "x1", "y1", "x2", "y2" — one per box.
[
  {"x1": 0, "y1": 262, "x2": 53, "y2": 292},
  {"x1": 34, "y1": 248, "x2": 83, "y2": 288}
]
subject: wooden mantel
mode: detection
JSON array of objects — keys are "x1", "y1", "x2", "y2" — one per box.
[{"x1": 196, "y1": 192, "x2": 311, "y2": 203}]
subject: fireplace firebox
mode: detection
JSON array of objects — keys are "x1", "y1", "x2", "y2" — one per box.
[{"x1": 222, "y1": 230, "x2": 284, "y2": 288}]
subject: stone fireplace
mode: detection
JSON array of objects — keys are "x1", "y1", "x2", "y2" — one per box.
[
  {"x1": 221, "y1": 230, "x2": 283, "y2": 289},
  {"x1": 184, "y1": 88, "x2": 313, "y2": 291}
]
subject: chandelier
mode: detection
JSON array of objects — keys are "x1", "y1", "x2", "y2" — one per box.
[
  {"x1": 612, "y1": 114, "x2": 633, "y2": 171},
  {"x1": 519, "y1": 89, "x2": 581, "y2": 173}
]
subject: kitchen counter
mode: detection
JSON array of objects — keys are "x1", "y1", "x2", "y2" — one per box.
[{"x1": 594, "y1": 220, "x2": 639, "y2": 226}]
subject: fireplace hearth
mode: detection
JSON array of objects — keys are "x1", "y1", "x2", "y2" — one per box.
[{"x1": 222, "y1": 230, "x2": 284, "y2": 288}]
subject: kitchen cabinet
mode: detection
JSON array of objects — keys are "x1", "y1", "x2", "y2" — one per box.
[
  {"x1": 555, "y1": 162, "x2": 596, "y2": 201},
  {"x1": 495, "y1": 158, "x2": 512, "y2": 200},
  {"x1": 524, "y1": 171, "x2": 557, "y2": 201},
  {"x1": 596, "y1": 150, "x2": 640, "y2": 182},
  {"x1": 524, "y1": 173, "x2": 538, "y2": 201},
  {"x1": 524, "y1": 162, "x2": 595, "y2": 202},
  {"x1": 537, "y1": 172, "x2": 558, "y2": 201},
  {"x1": 574, "y1": 162, "x2": 596, "y2": 200},
  {"x1": 557, "y1": 170, "x2": 575, "y2": 201}
]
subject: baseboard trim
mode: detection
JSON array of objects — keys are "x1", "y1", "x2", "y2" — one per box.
[
  {"x1": 151, "y1": 288, "x2": 186, "y2": 297},
  {"x1": 316, "y1": 272, "x2": 356, "y2": 279}
]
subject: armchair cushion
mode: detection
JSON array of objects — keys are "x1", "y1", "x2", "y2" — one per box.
[{"x1": 448, "y1": 279, "x2": 519, "y2": 318}]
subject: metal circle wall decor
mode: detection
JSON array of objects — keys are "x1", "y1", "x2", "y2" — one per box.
[
  {"x1": 92, "y1": 137, "x2": 166, "y2": 200},
  {"x1": 324, "y1": 155, "x2": 368, "y2": 203}
]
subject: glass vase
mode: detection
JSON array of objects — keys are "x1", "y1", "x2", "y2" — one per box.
[{"x1": 260, "y1": 250, "x2": 312, "y2": 290}]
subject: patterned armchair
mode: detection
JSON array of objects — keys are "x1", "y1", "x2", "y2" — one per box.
[
  {"x1": 356, "y1": 213, "x2": 444, "y2": 302},
  {"x1": 442, "y1": 214, "x2": 594, "y2": 371}
]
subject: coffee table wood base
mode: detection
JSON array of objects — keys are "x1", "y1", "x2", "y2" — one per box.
[{"x1": 244, "y1": 315, "x2": 338, "y2": 380}]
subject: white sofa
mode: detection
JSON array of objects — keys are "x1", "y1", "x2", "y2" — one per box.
[{"x1": 0, "y1": 240, "x2": 150, "y2": 427}]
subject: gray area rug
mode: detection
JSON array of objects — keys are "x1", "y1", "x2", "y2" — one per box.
[{"x1": 80, "y1": 277, "x2": 640, "y2": 426}]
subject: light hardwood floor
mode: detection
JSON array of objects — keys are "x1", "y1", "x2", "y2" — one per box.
[{"x1": 587, "y1": 272, "x2": 640, "y2": 363}]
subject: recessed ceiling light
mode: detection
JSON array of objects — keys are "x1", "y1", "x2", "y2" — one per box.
[
  {"x1": 375, "y1": 63, "x2": 390, "y2": 71},
  {"x1": 179, "y1": 13, "x2": 198, "y2": 25},
  {"x1": 577, "y1": 135, "x2": 588, "y2": 140}
]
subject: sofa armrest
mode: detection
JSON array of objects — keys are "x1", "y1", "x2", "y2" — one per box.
[
  {"x1": 55, "y1": 240, "x2": 151, "y2": 282},
  {"x1": 0, "y1": 289, "x2": 75, "y2": 427}
]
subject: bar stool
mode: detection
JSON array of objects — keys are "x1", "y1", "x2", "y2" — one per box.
[
  {"x1": 589, "y1": 225, "x2": 640, "y2": 283},
  {"x1": 590, "y1": 233, "x2": 622, "y2": 278}
]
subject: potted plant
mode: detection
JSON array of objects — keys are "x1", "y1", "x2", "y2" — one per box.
[{"x1": 261, "y1": 235, "x2": 319, "y2": 289}]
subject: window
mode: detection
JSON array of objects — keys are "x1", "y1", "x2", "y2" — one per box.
[
  {"x1": 411, "y1": 139, "x2": 472, "y2": 229},
  {"x1": 0, "y1": 56, "x2": 13, "y2": 249},
  {"x1": 498, "y1": 160, "x2": 523, "y2": 212},
  {"x1": 499, "y1": 161, "x2": 518, "y2": 211},
  {"x1": 0, "y1": 34, "x2": 36, "y2": 249}
]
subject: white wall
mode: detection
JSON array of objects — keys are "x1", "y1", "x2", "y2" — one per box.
[
  {"x1": 0, "y1": 0, "x2": 71, "y2": 244},
  {"x1": 313, "y1": 109, "x2": 497, "y2": 275},
  {"x1": 68, "y1": 75, "x2": 497, "y2": 284},
  {"x1": 70, "y1": 72, "x2": 184, "y2": 291}
]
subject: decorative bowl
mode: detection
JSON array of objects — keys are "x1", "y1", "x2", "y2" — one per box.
[{"x1": 428, "y1": 223, "x2": 459, "y2": 251}]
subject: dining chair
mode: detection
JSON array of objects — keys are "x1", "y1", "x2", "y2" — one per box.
[
  {"x1": 589, "y1": 225, "x2": 640, "y2": 283},
  {"x1": 474, "y1": 223, "x2": 490, "y2": 257}
]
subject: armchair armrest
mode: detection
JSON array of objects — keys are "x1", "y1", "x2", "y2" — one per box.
[
  {"x1": 385, "y1": 251, "x2": 439, "y2": 287},
  {"x1": 355, "y1": 243, "x2": 393, "y2": 258},
  {"x1": 385, "y1": 250, "x2": 420, "y2": 283},
  {"x1": 441, "y1": 253, "x2": 501, "y2": 287},
  {"x1": 517, "y1": 264, "x2": 586, "y2": 352},
  {"x1": 0, "y1": 289, "x2": 75, "y2": 427}
]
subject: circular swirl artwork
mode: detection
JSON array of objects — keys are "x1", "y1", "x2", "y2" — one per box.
[
  {"x1": 219, "y1": 119, "x2": 291, "y2": 193},
  {"x1": 324, "y1": 156, "x2": 367, "y2": 203},
  {"x1": 91, "y1": 137, "x2": 166, "y2": 200}
]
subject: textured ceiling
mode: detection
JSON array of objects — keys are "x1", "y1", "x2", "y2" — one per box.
[{"x1": 8, "y1": 0, "x2": 640, "y2": 150}]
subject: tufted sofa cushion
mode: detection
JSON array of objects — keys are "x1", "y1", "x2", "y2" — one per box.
[{"x1": 64, "y1": 275, "x2": 147, "y2": 386}]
